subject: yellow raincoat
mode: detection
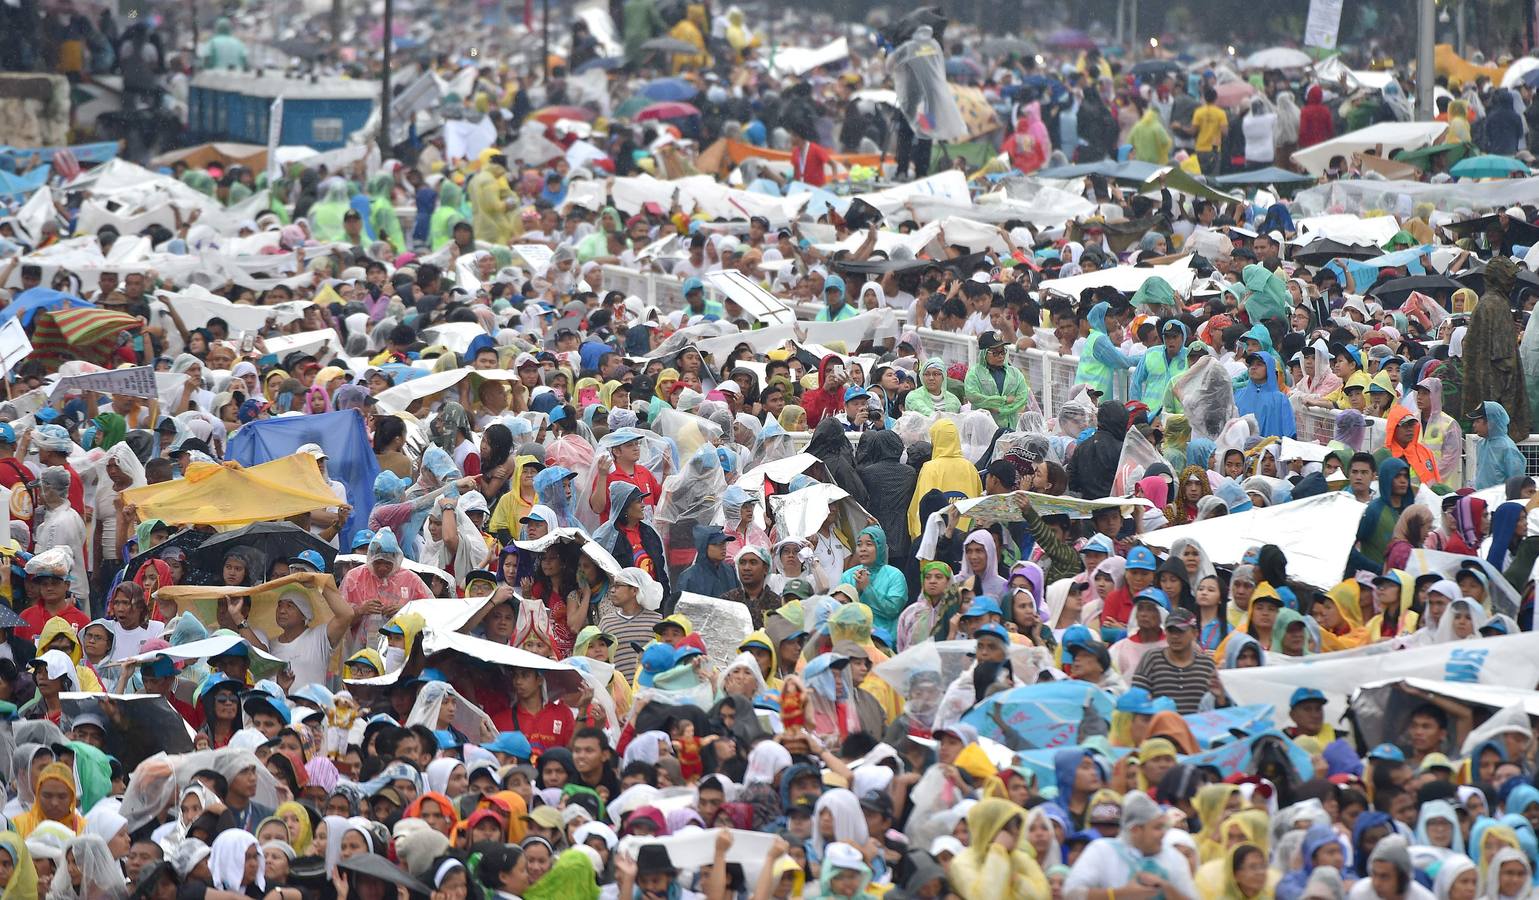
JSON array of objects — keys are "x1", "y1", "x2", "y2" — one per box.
[
  {"x1": 0, "y1": 831, "x2": 37, "y2": 899},
  {"x1": 1319, "y1": 579, "x2": 1369, "y2": 652},
  {"x1": 468, "y1": 151, "x2": 519, "y2": 245},
  {"x1": 487, "y1": 455, "x2": 545, "y2": 539},
  {"x1": 1194, "y1": 784, "x2": 1243, "y2": 863},
  {"x1": 1196, "y1": 810, "x2": 1272, "y2": 888},
  {"x1": 12, "y1": 762, "x2": 85, "y2": 837},
  {"x1": 949, "y1": 798, "x2": 1049, "y2": 900},
  {"x1": 36, "y1": 616, "x2": 104, "y2": 692},
  {"x1": 906, "y1": 419, "x2": 983, "y2": 536}
]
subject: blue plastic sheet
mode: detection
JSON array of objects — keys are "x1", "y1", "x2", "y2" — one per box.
[{"x1": 227, "y1": 408, "x2": 379, "y2": 542}]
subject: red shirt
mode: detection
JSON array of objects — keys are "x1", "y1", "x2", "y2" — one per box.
[
  {"x1": 510, "y1": 701, "x2": 575, "y2": 752},
  {"x1": 18, "y1": 602, "x2": 88, "y2": 642},
  {"x1": 597, "y1": 464, "x2": 661, "y2": 519},
  {"x1": 792, "y1": 140, "x2": 832, "y2": 186},
  {"x1": 1100, "y1": 586, "x2": 1134, "y2": 628}
]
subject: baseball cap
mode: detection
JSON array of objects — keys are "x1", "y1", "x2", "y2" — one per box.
[
  {"x1": 973, "y1": 623, "x2": 1011, "y2": 644},
  {"x1": 978, "y1": 331, "x2": 1006, "y2": 352},
  {"x1": 1373, "y1": 571, "x2": 1403, "y2": 588},
  {"x1": 296, "y1": 442, "x2": 328, "y2": 461},
  {"x1": 843, "y1": 385, "x2": 870, "y2": 403},
  {"x1": 781, "y1": 578, "x2": 813, "y2": 599},
  {"x1": 701, "y1": 529, "x2": 736, "y2": 546},
  {"x1": 1134, "y1": 587, "x2": 1170, "y2": 611},
  {"x1": 350, "y1": 530, "x2": 376, "y2": 551},
  {"x1": 0, "y1": 423, "x2": 15, "y2": 445},
  {"x1": 1368, "y1": 743, "x2": 1406, "y2": 763},
  {"x1": 1080, "y1": 534, "x2": 1115, "y2": 556},
  {"x1": 484, "y1": 731, "x2": 533, "y2": 760},
  {"x1": 523, "y1": 807, "x2": 563, "y2": 830},
  {"x1": 288, "y1": 550, "x2": 327, "y2": 573},
  {"x1": 1164, "y1": 608, "x2": 1197, "y2": 631},
  {"x1": 1289, "y1": 687, "x2": 1326, "y2": 708},
  {"x1": 1125, "y1": 546, "x2": 1158, "y2": 571},
  {"x1": 1419, "y1": 752, "x2": 1454, "y2": 773},
  {"x1": 963, "y1": 597, "x2": 1004, "y2": 619},
  {"x1": 637, "y1": 644, "x2": 677, "y2": 687}
]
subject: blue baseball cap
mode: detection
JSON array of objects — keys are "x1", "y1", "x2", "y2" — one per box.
[
  {"x1": 141, "y1": 655, "x2": 178, "y2": 679},
  {"x1": 1080, "y1": 534, "x2": 1115, "y2": 555},
  {"x1": 1368, "y1": 743, "x2": 1406, "y2": 763},
  {"x1": 484, "y1": 731, "x2": 532, "y2": 760},
  {"x1": 1125, "y1": 546, "x2": 1158, "y2": 571},
  {"x1": 843, "y1": 385, "x2": 870, "y2": 403},
  {"x1": 637, "y1": 643, "x2": 677, "y2": 687},
  {"x1": 1134, "y1": 587, "x2": 1170, "y2": 611},
  {"x1": 973, "y1": 623, "x2": 1011, "y2": 644},
  {"x1": 33, "y1": 407, "x2": 58, "y2": 423},
  {"x1": 962, "y1": 596, "x2": 1004, "y2": 619},
  {"x1": 288, "y1": 549, "x2": 327, "y2": 573},
  {"x1": 434, "y1": 729, "x2": 462, "y2": 750},
  {"x1": 0, "y1": 423, "x2": 14, "y2": 445},
  {"x1": 350, "y1": 529, "x2": 376, "y2": 551},
  {"x1": 673, "y1": 644, "x2": 704, "y2": 664},
  {"x1": 1290, "y1": 687, "x2": 1326, "y2": 708}
]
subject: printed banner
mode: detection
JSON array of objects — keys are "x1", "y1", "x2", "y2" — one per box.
[
  {"x1": 1220, "y1": 630, "x2": 1539, "y2": 731},
  {"x1": 954, "y1": 490, "x2": 1152, "y2": 523},
  {"x1": 49, "y1": 364, "x2": 158, "y2": 401}
]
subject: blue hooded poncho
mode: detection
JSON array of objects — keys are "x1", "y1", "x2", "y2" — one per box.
[
  {"x1": 814, "y1": 274, "x2": 857, "y2": 322},
  {"x1": 535, "y1": 466, "x2": 585, "y2": 531},
  {"x1": 1476, "y1": 401, "x2": 1528, "y2": 490},
  {"x1": 837, "y1": 525, "x2": 909, "y2": 634},
  {"x1": 673, "y1": 525, "x2": 742, "y2": 597},
  {"x1": 1234, "y1": 351, "x2": 1296, "y2": 438},
  {"x1": 1276, "y1": 823, "x2": 1348, "y2": 900}
]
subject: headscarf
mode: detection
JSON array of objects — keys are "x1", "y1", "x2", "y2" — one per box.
[{"x1": 210, "y1": 829, "x2": 265, "y2": 893}]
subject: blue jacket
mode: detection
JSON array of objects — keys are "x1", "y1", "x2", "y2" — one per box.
[
  {"x1": 1277, "y1": 824, "x2": 1348, "y2": 900},
  {"x1": 838, "y1": 525, "x2": 909, "y2": 633},
  {"x1": 1475, "y1": 401, "x2": 1527, "y2": 489},
  {"x1": 1233, "y1": 351, "x2": 1296, "y2": 438}
]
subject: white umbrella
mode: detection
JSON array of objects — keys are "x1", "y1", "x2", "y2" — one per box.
[
  {"x1": 1244, "y1": 47, "x2": 1313, "y2": 70},
  {"x1": 1502, "y1": 56, "x2": 1539, "y2": 88}
]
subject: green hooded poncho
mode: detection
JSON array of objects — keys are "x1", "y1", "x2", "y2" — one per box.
[
  {"x1": 1131, "y1": 274, "x2": 1176, "y2": 309},
  {"x1": 367, "y1": 173, "x2": 406, "y2": 254},
  {"x1": 180, "y1": 170, "x2": 216, "y2": 197},
  {"x1": 524, "y1": 849, "x2": 600, "y2": 900},
  {"x1": 963, "y1": 348, "x2": 1031, "y2": 428},
  {"x1": 308, "y1": 182, "x2": 352, "y2": 243},
  {"x1": 1239, "y1": 263, "x2": 1291, "y2": 324},
  {"x1": 429, "y1": 181, "x2": 468, "y2": 251}
]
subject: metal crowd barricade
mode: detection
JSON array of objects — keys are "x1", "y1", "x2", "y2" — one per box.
[
  {"x1": 1297, "y1": 407, "x2": 1386, "y2": 449},
  {"x1": 1004, "y1": 347, "x2": 1128, "y2": 420},
  {"x1": 600, "y1": 265, "x2": 652, "y2": 304},
  {"x1": 915, "y1": 328, "x2": 978, "y2": 371},
  {"x1": 1464, "y1": 434, "x2": 1539, "y2": 484}
]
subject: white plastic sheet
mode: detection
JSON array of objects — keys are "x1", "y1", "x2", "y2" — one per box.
[{"x1": 1142, "y1": 491, "x2": 1367, "y2": 590}]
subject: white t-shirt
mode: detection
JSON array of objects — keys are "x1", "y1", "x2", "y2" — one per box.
[
  {"x1": 267, "y1": 625, "x2": 335, "y2": 686},
  {"x1": 309, "y1": 479, "x2": 350, "y2": 549},
  {"x1": 107, "y1": 620, "x2": 165, "y2": 660},
  {"x1": 1063, "y1": 837, "x2": 1199, "y2": 900}
]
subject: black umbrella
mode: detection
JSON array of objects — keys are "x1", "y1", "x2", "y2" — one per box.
[
  {"x1": 881, "y1": 6, "x2": 948, "y2": 45},
  {"x1": 1290, "y1": 238, "x2": 1383, "y2": 267},
  {"x1": 61, "y1": 694, "x2": 194, "y2": 771},
  {"x1": 1453, "y1": 264, "x2": 1539, "y2": 300},
  {"x1": 338, "y1": 854, "x2": 430, "y2": 897},
  {"x1": 122, "y1": 528, "x2": 211, "y2": 586},
  {"x1": 188, "y1": 522, "x2": 337, "y2": 582},
  {"x1": 1368, "y1": 274, "x2": 1465, "y2": 305},
  {"x1": 1130, "y1": 59, "x2": 1182, "y2": 80}
]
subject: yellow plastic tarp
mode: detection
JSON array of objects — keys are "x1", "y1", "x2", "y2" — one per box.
[
  {"x1": 1435, "y1": 45, "x2": 1506, "y2": 87},
  {"x1": 122, "y1": 456, "x2": 341, "y2": 526},
  {"x1": 157, "y1": 573, "x2": 335, "y2": 655}
]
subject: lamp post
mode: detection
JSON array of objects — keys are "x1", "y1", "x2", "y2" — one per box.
[{"x1": 379, "y1": 0, "x2": 392, "y2": 157}]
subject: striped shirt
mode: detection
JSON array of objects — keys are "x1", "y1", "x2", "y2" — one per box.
[
  {"x1": 1131, "y1": 649, "x2": 1216, "y2": 715},
  {"x1": 599, "y1": 607, "x2": 662, "y2": 679}
]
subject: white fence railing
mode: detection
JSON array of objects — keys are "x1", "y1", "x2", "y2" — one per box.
[
  {"x1": 1296, "y1": 408, "x2": 1387, "y2": 451},
  {"x1": 599, "y1": 265, "x2": 724, "y2": 315}
]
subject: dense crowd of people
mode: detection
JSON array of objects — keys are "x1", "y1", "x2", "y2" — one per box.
[{"x1": 0, "y1": 3, "x2": 1539, "y2": 900}]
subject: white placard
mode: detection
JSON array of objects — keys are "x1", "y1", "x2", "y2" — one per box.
[
  {"x1": 0, "y1": 318, "x2": 31, "y2": 375},
  {"x1": 266, "y1": 96, "x2": 284, "y2": 181},
  {"x1": 49, "y1": 364, "x2": 158, "y2": 401},
  {"x1": 511, "y1": 244, "x2": 554, "y2": 276},
  {"x1": 1304, "y1": 0, "x2": 1344, "y2": 49}
]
